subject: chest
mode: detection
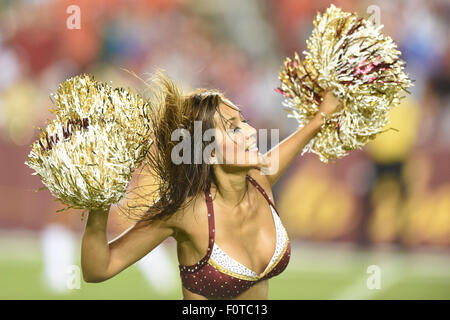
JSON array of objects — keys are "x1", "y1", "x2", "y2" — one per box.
[
  {"x1": 216, "y1": 203, "x2": 276, "y2": 256},
  {"x1": 177, "y1": 198, "x2": 278, "y2": 275}
]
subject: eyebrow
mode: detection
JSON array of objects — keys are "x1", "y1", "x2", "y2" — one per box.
[
  {"x1": 224, "y1": 113, "x2": 245, "y2": 128},
  {"x1": 226, "y1": 112, "x2": 244, "y2": 122}
]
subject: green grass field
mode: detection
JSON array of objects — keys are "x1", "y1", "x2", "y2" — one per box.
[{"x1": 1, "y1": 231, "x2": 449, "y2": 300}]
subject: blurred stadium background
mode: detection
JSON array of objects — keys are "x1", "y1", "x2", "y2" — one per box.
[{"x1": 0, "y1": 0, "x2": 449, "y2": 299}]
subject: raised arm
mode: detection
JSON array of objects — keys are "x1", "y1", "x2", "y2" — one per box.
[
  {"x1": 81, "y1": 205, "x2": 176, "y2": 283},
  {"x1": 259, "y1": 90, "x2": 341, "y2": 187}
]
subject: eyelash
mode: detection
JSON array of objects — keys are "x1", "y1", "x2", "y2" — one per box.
[{"x1": 231, "y1": 120, "x2": 248, "y2": 133}]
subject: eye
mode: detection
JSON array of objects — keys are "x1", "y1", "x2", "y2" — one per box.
[{"x1": 231, "y1": 119, "x2": 248, "y2": 133}]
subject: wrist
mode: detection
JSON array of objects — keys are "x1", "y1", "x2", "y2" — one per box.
[
  {"x1": 86, "y1": 207, "x2": 109, "y2": 229},
  {"x1": 90, "y1": 205, "x2": 110, "y2": 213},
  {"x1": 312, "y1": 113, "x2": 326, "y2": 127}
]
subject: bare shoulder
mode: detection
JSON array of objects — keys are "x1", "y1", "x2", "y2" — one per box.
[{"x1": 150, "y1": 192, "x2": 208, "y2": 243}]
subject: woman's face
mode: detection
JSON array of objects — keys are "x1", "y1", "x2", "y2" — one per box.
[{"x1": 211, "y1": 101, "x2": 260, "y2": 168}]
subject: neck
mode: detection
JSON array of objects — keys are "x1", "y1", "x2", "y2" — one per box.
[{"x1": 210, "y1": 166, "x2": 250, "y2": 208}]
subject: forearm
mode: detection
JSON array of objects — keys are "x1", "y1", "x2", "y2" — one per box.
[
  {"x1": 264, "y1": 115, "x2": 323, "y2": 185},
  {"x1": 81, "y1": 207, "x2": 111, "y2": 282}
]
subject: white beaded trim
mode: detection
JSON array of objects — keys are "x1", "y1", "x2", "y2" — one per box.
[{"x1": 209, "y1": 204, "x2": 288, "y2": 278}]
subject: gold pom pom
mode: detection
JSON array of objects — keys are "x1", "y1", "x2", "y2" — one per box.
[
  {"x1": 25, "y1": 74, "x2": 153, "y2": 211},
  {"x1": 277, "y1": 4, "x2": 413, "y2": 163}
]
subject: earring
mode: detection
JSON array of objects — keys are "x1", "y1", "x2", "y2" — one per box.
[{"x1": 209, "y1": 157, "x2": 217, "y2": 165}]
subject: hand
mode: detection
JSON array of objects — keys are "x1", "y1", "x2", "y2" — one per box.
[
  {"x1": 89, "y1": 205, "x2": 111, "y2": 215},
  {"x1": 318, "y1": 89, "x2": 342, "y2": 118}
]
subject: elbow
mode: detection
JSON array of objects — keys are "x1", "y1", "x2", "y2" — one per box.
[
  {"x1": 82, "y1": 269, "x2": 108, "y2": 283},
  {"x1": 81, "y1": 257, "x2": 111, "y2": 283},
  {"x1": 83, "y1": 276, "x2": 102, "y2": 283},
  {"x1": 83, "y1": 274, "x2": 106, "y2": 283}
]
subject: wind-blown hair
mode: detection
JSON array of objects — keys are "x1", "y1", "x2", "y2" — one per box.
[{"x1": 118, "y1": 70, "x2": 234, "y2": 223}]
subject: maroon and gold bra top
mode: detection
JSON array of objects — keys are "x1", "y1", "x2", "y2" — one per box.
[{"x1": 179, "y1": 174, "x2": 291, "y2": 299}]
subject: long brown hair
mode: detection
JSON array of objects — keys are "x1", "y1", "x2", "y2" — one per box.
[{"x1": 118, "y1": 70, "x2": 236, "y2": 223}]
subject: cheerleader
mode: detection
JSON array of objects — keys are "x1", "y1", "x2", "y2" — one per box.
[{"x1": 80, "y1": 73, "x2": 341, "y2": 300}]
